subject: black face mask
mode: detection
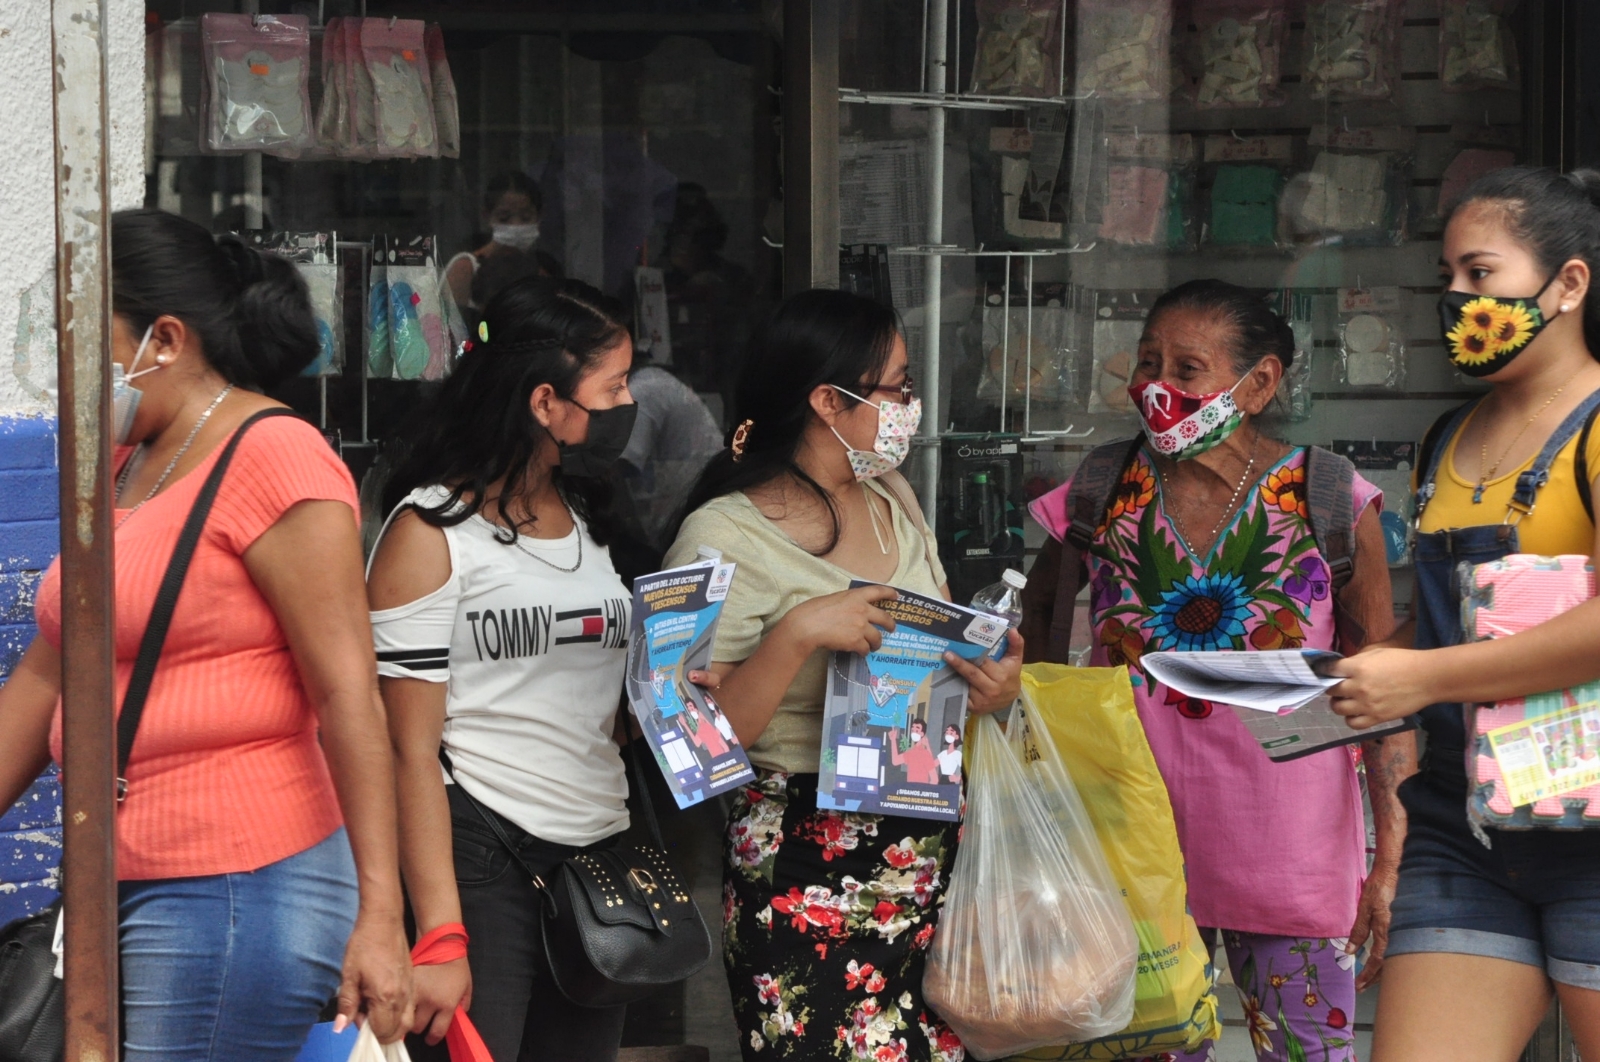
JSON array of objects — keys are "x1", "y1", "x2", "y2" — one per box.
[
  {"x1": 553, "y1": 400, "x2": 638, "y2": 478},
  {"x1": 1437, "y1": 274, "x2": 1557, "y2": 378}
]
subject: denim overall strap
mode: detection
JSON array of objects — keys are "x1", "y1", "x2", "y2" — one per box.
[{"x1": 1505, "y1": 389, "x2": 1600, "y2": 523}]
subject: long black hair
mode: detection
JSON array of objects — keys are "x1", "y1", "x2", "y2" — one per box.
[
  {"x1": 1145, "y1": 279, "x2": 1296, "y2": 375},
  {"x1": 1453, "y1": 166, "x2": 1600, "y2": 359},
  {"x1": 382, "y1": 276, "x2": 630, "y2": 545},
  {"x1": 681, "y1": 289, "x2": 901, "y2": 554},
  {"x1": 112, "y1": 208, "x2": 318, "y2": 389}
]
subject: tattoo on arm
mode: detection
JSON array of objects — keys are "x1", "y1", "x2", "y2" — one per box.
[{"x1": 1362, "y1": 732, "x2": 1418, "y2": 856}]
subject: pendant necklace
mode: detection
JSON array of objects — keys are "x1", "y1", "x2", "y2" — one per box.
[
  {"x1": 1474, "y1": 382, "x2": 1570, "y2": 503},
  {"x1": 1166, "y1": 429, "x2": 1260, "y2": 555}
]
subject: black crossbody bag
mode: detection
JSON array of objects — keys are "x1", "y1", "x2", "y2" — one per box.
[
  {"x1": 442, "y1": 741, "x2": 712, "y2": 1008},
  {"x1": 0, "y1": 410, "x2": 295, "y2": 1062}
]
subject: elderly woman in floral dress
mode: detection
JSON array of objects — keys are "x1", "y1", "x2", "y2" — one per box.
[{"x1": 1024, "y1": 280, "x2": 1415, "y2": 1062}]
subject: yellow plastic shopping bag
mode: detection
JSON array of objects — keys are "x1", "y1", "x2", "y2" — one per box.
[{"x1": 1008, "y1": 664, "x2": 1220, "y2": 1061}]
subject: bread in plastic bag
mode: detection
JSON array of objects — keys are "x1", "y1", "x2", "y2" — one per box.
[{"x1": 923, "y1": 708, "x2": 1137, "y2": 1059}]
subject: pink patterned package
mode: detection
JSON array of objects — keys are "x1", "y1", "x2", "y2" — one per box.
[{"x1": 1462, "y1": 554, "x2": 1600, "y2": 830}]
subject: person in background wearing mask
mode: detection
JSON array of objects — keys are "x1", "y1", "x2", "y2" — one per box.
[
  {"x1": 1021, "y1": 280, "x2": 1415, "y2": 1062},
  {"x1": 0, "y1": 209, "x2": 413, "y2": 1059},
  {"x1": 663, "y1": 289, "x2": 1022, "y2": 1061},
  {"x1": 1327, "y1": 168, "x2": 1600, "y2": 1062},
  {"x1": 444, "y1": 171, "x2": 545, "y2": 316},
  {"x1": 367, "y1": 278, "x2": 639, "y2": 1062}
]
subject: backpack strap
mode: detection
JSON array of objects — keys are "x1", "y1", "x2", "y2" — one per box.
[
  {"x1": 1305, "y1": 446, "x2": 1357, "y2": 593},
  {"x1": 1019, "y1": 435, "x2": 1143, "y2": 664},
  {"x1": 1577, "y1": 402, "x2": 1600, "y2": 524},
  {"x1": 1414, "y1": 399, "x2": 1480, "y2": 523},
  {"x1": 1507, "y1": 388, "x2": 1600, "y2": 524},
  {"x1": 117, "y1": 408, "x2": 298, "y2": 801}
]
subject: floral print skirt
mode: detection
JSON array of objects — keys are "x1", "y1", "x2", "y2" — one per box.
[{"x1": 723, "y1": 770, "x2": 966, "y2": 1062}]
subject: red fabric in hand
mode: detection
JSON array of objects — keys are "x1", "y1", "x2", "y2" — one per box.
[{"x1": 411, "y1": 924, "x2": 492, "y2": 1062}]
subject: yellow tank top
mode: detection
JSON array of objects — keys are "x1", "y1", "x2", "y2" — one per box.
[{"x1": 1418, "y1": 405, "x2": 1600, "y2": 556}]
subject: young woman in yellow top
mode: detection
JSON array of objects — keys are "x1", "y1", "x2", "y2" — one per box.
[{"x1": 1330, "y1": 168, "x2": 1600, "y2": 1062}]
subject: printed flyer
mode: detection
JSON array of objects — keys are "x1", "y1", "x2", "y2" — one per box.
[
  {"x1": 817, "y1": 582, "x2": 1007, "y2": 822},
  {"x1": 1487, "y1": 697, "x2": 1600, "y2": 807},
  {"x1": 624, "y1": 556, "x2": 755, "y2": 808}
]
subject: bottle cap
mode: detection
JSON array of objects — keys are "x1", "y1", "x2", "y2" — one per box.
[{"x1": 1002, "y1": 568, "x2": 1027, "y2": 589}]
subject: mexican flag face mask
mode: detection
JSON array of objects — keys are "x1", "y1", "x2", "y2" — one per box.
[{"x1": 1129, "y1": 376, "x2": 1246, "y2": 460}]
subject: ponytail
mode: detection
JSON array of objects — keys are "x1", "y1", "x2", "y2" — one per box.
[
  {"x1": 1453, "y1": 166, "x2": 1600, "y2": 361},
  {"x1": 111, "y1": 208, "x2": 318, "y2": 389}
]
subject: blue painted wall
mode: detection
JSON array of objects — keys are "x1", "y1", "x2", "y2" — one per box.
[{"x1": 0, "y1": 415, "x2": 62, "y2": 926}]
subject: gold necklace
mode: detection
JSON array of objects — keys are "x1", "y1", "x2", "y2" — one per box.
[{"x1": 1474, "y1": 383, "x2": 1570, "y2": 504}]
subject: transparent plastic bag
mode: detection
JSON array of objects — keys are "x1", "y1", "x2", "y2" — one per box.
[
  {"x1": 349, "y1": 1022, "x2": 411, "y2": 1062},
  {"x1": 1076, "y1": 0, "x2": 1171, "y2": 101},
  {"x1": 1304, "y1": 0, "x2": 1401, "y2": 101},
  {"x1": 1440, "y1": 0, "x2": 1518, "y2": 93},
  {"x1": 425, "y1": 24, "x2": 461, "y2": 158},
  {"x1": 970, "y1": 0, "x2": 1067, "y2": 97},
  {"x1": 200, "y1": 13, "x2": 313, "y2": 156},
  {"x1": 1192, "y1": 0, "x2": 1286, "y2": 108},
  {"x1": 923, "y1": 710, "x2": 1138, "y2": 1060},
  {"x1": 361, "y1": 18, "x2": 436, "y2": 159}
]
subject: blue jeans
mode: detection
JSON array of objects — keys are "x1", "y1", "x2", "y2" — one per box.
[{"x1": 119, "y1": 827, "x2": 359, "y2": 1062}]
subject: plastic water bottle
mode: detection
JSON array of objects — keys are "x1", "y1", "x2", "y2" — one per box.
[{"x1": 970, "y1": 568, "x2": 1026, "y2": 660}]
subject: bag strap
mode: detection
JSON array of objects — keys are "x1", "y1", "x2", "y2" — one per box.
[
  {"x1": 439, "y1": 741, "x2": 668, "y2": 889},
  {"x1": 1414, "y1": 399, "x2": 1480, "y2": 522},
  {"x1": 1020, "y1": 435, "x2": 1142, "y2": 665},
  {"x1": 117, "y1": 408, "x2": 297, "y2": 801},
  {"x1": 1304, "y1": 446, "x2": 1357, "y2": 593},
  {"x1": 1508, "y1": 387, "x2": 1600, "y2": 522}
]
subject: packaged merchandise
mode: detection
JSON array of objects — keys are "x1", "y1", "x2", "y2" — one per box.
[
  {"x1": 384, "y1": 235, "x2": 448, "y2": 380},
  {"x1": 200, "y1": 13, "x2": 313, "y2": 156},
  {"x1": 1191, "y1": 0, "x2": 1287, "y2": 109},
  {"x1": 1334, "y1": 287, "x2": 1406, "y2": 389},
  {"x1": 1460, "y1": 554, "x2": 1600, "y2": 829},
  {"x1": 978, "y1": 282, "x2": 1078, "y2": 405},
  {"x1": 367, "y1": 237, "x2": 392, "y2": 379},
  {"x1": 348, "y1": 17, "x2": 379, "y2": 159},
  {"x1": 623, "y1": 553, "x2": 756, "y2": 808},
  {"x1": 1332, "y1": 438, "x2": 1418, "y2": 565},
  {"x1": 634, "y1": 266, "x2": 673, "y2": 363},
  {"x1": 314, "y1": 18, "x2": 351, "y2": 155},
  {"x1": 1440, "y1": 0, "x2": 1519, "y2": 93},
  {"x1": 1283, "y1": 152, "x2": 1388, "y2": 237},
  {"x1": 1089, "y1": 291, "x2": 1155, "y2": 416},
  {"x1": 1282, "y1": 292, "x2": 1315, "y2": 423},
  {"x1": 1011, "y1": 666, "x2": 1221, "y2": 1061},
  {"x1": 425, "y1": 24, "x2": 461, "y2": 159},
  {"x1": 1076, "y1": 0, "x2": 1172, "y2": 101},
  {"x1": 1208, "y1": 164, "x2": 1283, "y2": 247},
  {"x1": 938, "y1": 433, "x2": 1027, "y2": 589},
  {"x1": 970, "y1": 0, "x2": 1068, "y2": 98},
  {"x1": 1099, "y1": 133, "x2": 1195, "y2": 249},
  {"x1": 924, "y1": 706, "x2": 1138, "y2": 1058},
  {"x1": 241, "y1": 231, "x2": 343, "y2": 377},
  {"x1": 1303, "y1": 0, "x2": 1402, "y2": 102},
  {"x1": 360, "y1": 18, "x2": 437, "y2": 158}
]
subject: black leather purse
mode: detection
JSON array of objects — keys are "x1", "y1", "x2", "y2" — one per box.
[
  {"x1": 0, "y1": 410, "x2": 295, "y2": 1062},
  {"x1": 446, "y1": 743, "x2": 713, "y2": 1008}
]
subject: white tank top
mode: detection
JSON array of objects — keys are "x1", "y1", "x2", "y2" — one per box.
[{"x1": 368, "y1": 485, "x2": 631, "y2": 845}]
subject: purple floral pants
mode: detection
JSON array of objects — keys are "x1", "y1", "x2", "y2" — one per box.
[{"x1": 1139, "y1": 929, "x2": 1358, "y2": 1062}]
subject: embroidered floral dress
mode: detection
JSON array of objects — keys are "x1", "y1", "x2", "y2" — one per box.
[
  {"x1": 1031, "y1": 446, "x2": 1381, "y2": 939},
  {"x1": 723, "y1": 772, "x2": 965, "y2": 1062}
]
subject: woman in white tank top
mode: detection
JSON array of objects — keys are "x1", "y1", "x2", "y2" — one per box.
[{"x1": 366, "y1": 277, "x2": 641, "y2": 1062}]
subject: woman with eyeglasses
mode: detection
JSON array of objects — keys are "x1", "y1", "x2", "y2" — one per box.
[{"x1": 663, "y1": 289, "x2": 1023, "y2": 1062}]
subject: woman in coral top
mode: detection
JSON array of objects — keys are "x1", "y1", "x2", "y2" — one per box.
[{"x1": 0, "y1": 210, "x2": 412, "y2": 1060}]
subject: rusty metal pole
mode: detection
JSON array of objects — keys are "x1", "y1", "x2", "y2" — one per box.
[{"x1": 51, "y1": 2, "x2": 120, "y2": 1059}]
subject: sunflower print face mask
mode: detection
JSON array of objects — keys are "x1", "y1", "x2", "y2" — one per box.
[{"x1": 1438, "y1": 276, "x2": 1556, "y2": 378}]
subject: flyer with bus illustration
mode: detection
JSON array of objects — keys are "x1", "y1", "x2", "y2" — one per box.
[
  {"x1": 816, "y1": 582, "x2": 1006, "y2": 822},
  {"x1": 625, "y1": 555, "x2": 756, "y2": 808}
]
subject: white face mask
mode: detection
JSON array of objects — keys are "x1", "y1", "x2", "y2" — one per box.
[
  {"x1": 829, "y1": 386, "x2": 922, "y2": 481},
  {"x1": 492, "y1": 222, "x2": 540, "y2": 252},
  {"x1": 111, "y1": 325, "x2": 160, "y2": 445}
]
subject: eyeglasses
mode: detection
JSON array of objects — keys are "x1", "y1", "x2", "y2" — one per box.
[{"x1": 863, "y1": 374, "x2": 915, "y2": 404}]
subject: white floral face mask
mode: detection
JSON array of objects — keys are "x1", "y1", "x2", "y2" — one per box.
[{"x1": 830, "y1": 386, "x2": 922, "y2": 481}]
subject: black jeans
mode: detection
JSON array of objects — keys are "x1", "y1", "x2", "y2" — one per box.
[{"x1": 409, "y1": 784, "x2": 627, "y2": 1062}]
